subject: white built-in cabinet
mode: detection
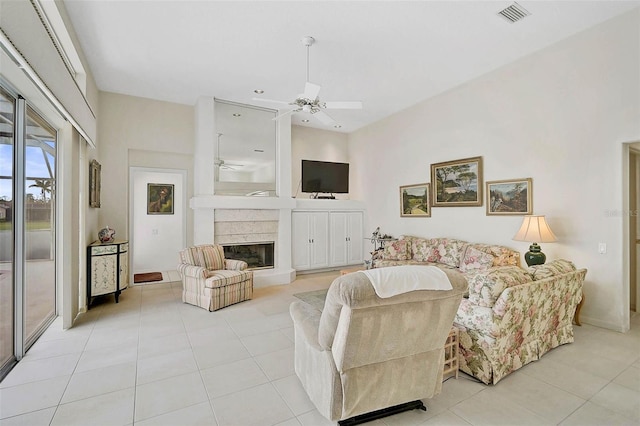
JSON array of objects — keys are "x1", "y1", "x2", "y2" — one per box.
[
  {"x1": 330, "y1": 212, "x2": 364, "y2": 266},
  {"x1": 292, "y1": 209, "x2": 364, "y2": 271},
  {"x1": 292, "y1": 211, "x2": 330, "y2": 270}
]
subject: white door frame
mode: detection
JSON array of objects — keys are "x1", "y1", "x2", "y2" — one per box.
[
  {"x1": 128, "y1": 167, "x2": 187, "y2": 283},
  {"x1": 622, "y1": 142, "x2": 640, "y2": 331}
]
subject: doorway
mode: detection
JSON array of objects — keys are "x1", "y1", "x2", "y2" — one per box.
[
  {"x1": 630, "y1": 147, "x2": 640, "y2": 314},
  {"x1": 129, "y1": 167, "x2": 186, "y2": 281}
]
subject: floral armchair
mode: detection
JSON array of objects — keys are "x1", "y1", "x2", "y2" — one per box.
[{"x1": 178, "y1": 244, "x2": 253, "y2": 311}]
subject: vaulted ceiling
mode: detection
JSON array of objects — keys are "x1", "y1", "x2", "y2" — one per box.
[{"x1": 63, "y1": 1, "x2": 640, "y2": 133}]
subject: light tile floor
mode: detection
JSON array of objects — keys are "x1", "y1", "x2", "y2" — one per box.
[{"x1": 1, "y1": 271, "x2": 639, "y2": 425}]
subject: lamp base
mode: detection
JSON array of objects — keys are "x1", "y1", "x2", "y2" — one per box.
[{"x1": 524, "y1": 243, "x2": 546, "y2": 267}]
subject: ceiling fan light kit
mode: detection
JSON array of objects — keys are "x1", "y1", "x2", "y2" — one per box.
[{"x1": 253, "y1": 35, "x2": 362, "y2": 128}]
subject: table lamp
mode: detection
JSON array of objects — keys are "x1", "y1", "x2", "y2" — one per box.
[{"x1": 513, "y1": 215, "x2": 557, "y2": 266}]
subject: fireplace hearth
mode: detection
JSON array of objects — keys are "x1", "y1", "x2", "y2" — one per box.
[{"x1": 223, "y1": 242, "x2": 274, "y2": 270}]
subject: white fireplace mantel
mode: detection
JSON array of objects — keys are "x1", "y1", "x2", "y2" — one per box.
[{"x1": 190, "y1": 195, "x2": 297, "y2": 210}]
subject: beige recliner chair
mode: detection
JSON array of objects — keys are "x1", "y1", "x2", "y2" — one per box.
[{"x1": 290, "y1": 269, "x2": 466, "y2": 424}]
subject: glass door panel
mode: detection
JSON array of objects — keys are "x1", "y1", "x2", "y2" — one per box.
[
  {"x1": 0, "y1": 88, "x2": 15, "y2": 374},
  {"x1": 23, "y1": 107, "x2": 56, "y2": 345}
]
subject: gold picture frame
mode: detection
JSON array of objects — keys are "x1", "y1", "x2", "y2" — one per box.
[
  {"x1": 431, "y1": 156, "x2": 483, "y2": 207},
  {"x1": 486, "y1": 178, "x2": 533, "y2": 216},
  {"x1": 400, "y1": 183, "x2": 430, "y2": 217},
  {"x1": 89, "y1": 159, "x2": 101, "y2": 208}
]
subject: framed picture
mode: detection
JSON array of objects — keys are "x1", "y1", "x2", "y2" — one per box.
[
  {"x1": 147, "y1": 183, "x2": 174, "y2": 215},
  {"x1": 486, "y1": 178, "x2": 533, "y2": 215},
  {"x1": 431, "y1": 156, "x2": 483, "y2": 207},
  {"x1": 400, "y1": 183, "x2": 430, "y2": 217},
  {"x1": 89, "y1": 159, "x2": 101, "y2": 208}
]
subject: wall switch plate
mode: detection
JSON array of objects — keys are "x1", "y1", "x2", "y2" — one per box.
[{"x1": 598, "y1": 242, "x2": 607, "y2": 254}]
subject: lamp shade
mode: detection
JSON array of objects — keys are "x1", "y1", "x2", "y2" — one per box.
[{"x1": 513, "y1": 215, "x2": 557, "y2": 243}]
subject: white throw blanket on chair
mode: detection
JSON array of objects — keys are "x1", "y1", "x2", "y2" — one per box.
[{"x1": 360, "y1": 265, "x2": 452, "y2": 298}]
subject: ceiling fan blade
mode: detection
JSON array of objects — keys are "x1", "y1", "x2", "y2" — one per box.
[
  {"x1": 272, "y1": 109, "x2": 298, "y2": 121},
  {"x1": 303, "y1": 82, "x2": 321, "y2": 101},
  {"x1": 323, "y1": 101, "x2": 363, "y2": 110},
  {"x1": 252, "y1": 97, "x2": 294, "y2": 107},
  {"x1": 313, "y1": 110, "x2": 336, "y2": 126}
]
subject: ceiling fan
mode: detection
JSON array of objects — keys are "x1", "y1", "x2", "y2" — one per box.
[
  {"x1": 215, "y1": 133, "x2": 244, "y2": 170},
  {"x1": 253, "y1": 36, "x2": 362, "y2": 126}
]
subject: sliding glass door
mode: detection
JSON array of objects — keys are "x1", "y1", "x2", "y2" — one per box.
[
  {"x1": 0, "y1": 84, "x2": 57, "y2": 380},
  {"x1": 24, "y1": 106, "x2": 56, "y2": 346},
  {"x1": 0, "y1": 88, "x2": 15, "y2": 376}
]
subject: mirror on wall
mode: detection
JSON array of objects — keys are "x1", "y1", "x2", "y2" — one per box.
[{"x1": 214, "y1": 99, "x2": 277, "y2": 196}]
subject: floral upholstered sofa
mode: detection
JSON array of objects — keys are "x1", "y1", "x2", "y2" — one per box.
[
  {"x1": 373, "y1": 236, "x2": 586, "y2": 384},
  {"x1": 372, "y1": 235, "x2": 521, "y2": 278}
]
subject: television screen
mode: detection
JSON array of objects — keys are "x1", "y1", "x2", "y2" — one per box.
[{"x1": 301, "y1": 160, "x2": 349, "y2": 194}]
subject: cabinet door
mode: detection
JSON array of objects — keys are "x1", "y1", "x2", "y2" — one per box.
[
  {"x1": 347, "y1": 212, "x2": 364, "y2": 264},
  {"x1": 330, "y1": 212, "x2": 348, "y2": 266},
  {"x1": 292, "y1": 212, "x2": 312, "y2": 270},
  {"x1": 309, "y1": 212, "x2": 329, "y2": 269},
  {"x1": 91, "y1": 255, "x2": 118, "y2": 296},
  {"x1": 119, "y1": 252, "x2": 129, "y2": 290}
]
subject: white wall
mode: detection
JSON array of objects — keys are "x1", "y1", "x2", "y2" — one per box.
[
  {"x1": 98, "y1": 93, "x2": 195, "y2": 292},
  {"x1": 291, "y1": 125, "x2": 349, "y2": 199},
  {"x1": 131, "y1": 168, "x2": 186, "y2": 274},
  {"x1": 98, "y1": 92, "x2": 195, "y2": 242},
  {"x1": 349, "y1": 9, "x2": 640, "y2": 331}
]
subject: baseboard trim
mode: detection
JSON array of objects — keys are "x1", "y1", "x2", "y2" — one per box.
[{"x1": 579, "y1": 315, "x2": 628, "y2": 332}]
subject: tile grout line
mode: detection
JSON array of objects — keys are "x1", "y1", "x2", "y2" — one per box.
[
  {"x1": 174, "y1": 278, "x2": 224, "y2": 426},
  {"x1": 131, "y1": 278, "x2": 145, "y2": 425}
]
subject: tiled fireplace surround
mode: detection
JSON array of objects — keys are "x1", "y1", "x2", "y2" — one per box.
[
  {"x1": 214, "y1": 209, "x2": 277, "y2": 270},
  {"x1": 190, "y1": 194, "x2": 299, "y2": 287}
]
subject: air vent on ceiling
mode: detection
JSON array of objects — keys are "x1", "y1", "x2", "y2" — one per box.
[{"x1": 497, "y1": 2, "x2": 531, "y2": 23}]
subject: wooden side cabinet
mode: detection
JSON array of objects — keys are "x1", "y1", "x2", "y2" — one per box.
[{"x1": 87, "y1": 240, "x2": 129, "y2": 308}]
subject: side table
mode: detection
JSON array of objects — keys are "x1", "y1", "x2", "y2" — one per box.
[{"x1": 443, "y1": 326, "x2": 459, "y2": 379}]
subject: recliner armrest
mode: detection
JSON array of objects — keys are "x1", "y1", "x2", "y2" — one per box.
[
  {"x1": 290, "y1": 301, "x2": 324, "y2": 351},
  {"x1": 225, "y1": 259, "x2": 248, "y2": 271},
  {"x1": 177, "y1": 263, "x2": 207, "y2": 278}
]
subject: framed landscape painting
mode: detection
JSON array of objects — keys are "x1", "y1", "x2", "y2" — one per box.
[
  {"x1": 431, "y1": 156, "x2": 483, "y2": 207},
  {"x1": 486, "y1": 178, "x2": 532, "y2": 215},
  {"x1": 147, "y1": 183, "x2": 174, "y2": 215},
  {"x1": 400, "y1": 183, "x2": 430, "y2": 217}
]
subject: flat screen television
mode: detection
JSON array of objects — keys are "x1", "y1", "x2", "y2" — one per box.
[{"x1": 301, "y1": 160, "x2": 349, "y2": 195}]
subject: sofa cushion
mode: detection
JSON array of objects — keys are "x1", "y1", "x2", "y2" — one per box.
[
  {"x1": 454, "y1": 298, "x2": 498, "y2": 338},
  {"x1": 409, "y1": 237, "x2": 440, "y2": 262},
  {"x1": 436, "y1": 238, "x2": 467, "y2": 268},
  {"x1": 467, "y1": 266, "x2": 533, "y2": 308},
  {"x1": 459, "y1": 246, "x2": 494, "y2": 273},
  {"x1": 374, "y1": 259, "x2": 448, "y2": 269},
  {"x1": 381, "y1": 239, "x2": 411, "y2": 260},
  {"x1": 466, "y1": 243, "x2": 520, "y2": 267},
  {"x1": 527, "y1": 259, "x2": 576, "y2": 280},
  {"x1": 199, "y1": 244, "x2": 225, "y2": 270}
]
